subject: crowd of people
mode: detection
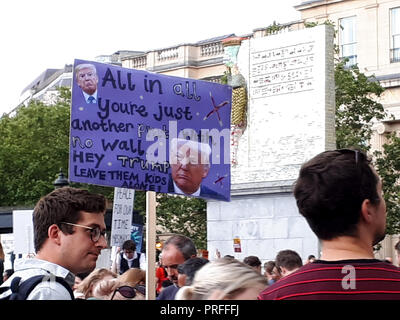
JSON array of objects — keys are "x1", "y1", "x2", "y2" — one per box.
[{"x1": 1, "y1": 148, "x2": 400, "y2": 300}]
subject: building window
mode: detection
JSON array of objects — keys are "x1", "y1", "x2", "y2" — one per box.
[
  {"x1": 339, "y1": 16, "x2": 357, "y2": 66},
  {"x1": 391, "y1": 7, "x2": 400, "y2": 63}
]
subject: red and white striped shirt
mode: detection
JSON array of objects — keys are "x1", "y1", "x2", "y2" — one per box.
[{"x1": 258, "y1": 259, "x2": 400, "y2": 300}]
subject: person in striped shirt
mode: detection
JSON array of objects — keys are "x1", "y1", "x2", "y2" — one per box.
[{"x1": 259, "y1": 149, "x2": 400, "y2": 300}]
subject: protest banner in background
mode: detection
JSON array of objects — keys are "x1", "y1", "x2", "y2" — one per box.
[
  {"x1": 131, "y1": 223, "x2": 144, "y2": 253},
  {"x1": 13, "y1": 210, "x2": 34, "y2": 255},
  {"x1": 110, "y1": 187, "x2": 134, "y2": 246},
  {"x1": 69, "y1": 59, "x2": 231, "y2": 201}
]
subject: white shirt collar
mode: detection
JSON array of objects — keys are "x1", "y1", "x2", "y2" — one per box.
[
  {"x1": 82, "y1": 90, "x2": 97, "y2": 103},
  {"x1": 13, "y1": 257, "x2": 75, "y2": 286},
  {"x1": 173, "y1": 181, "x2": 201, "y2": 197}
]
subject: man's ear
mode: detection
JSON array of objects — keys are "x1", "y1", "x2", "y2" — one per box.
[
  {"x1": 360, "y1": 199, "x2": 374, "y2": 224},
  {"x1": 48, "y1": 224, "x2": 62, "y2": 245}
]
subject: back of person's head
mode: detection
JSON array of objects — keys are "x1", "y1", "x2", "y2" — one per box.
[
  {"x1": 293, "y1": 149, "x2": 381, "y2": 240},
  {"x1": 75, "y1": 268, "x2": 117, "y2": 299},
  {"x1": 33, "y1": 187, "x2": 107, "y2": 252},
  {"x1": 243, "y1": 255, "x2": 262, "y2": 268},
  {"x1": 118, "y1": 268, "x2": 146, "y2": 287},
  {"x1": 177, "y1": 257, "x2": 209, "y2": 286},
  {"x1": 122, "y1": 240, "x2": 136, "y2": 251},
  {"x1": 275, "y1": 250, "x2": 303, "y2": 272},
  {"x1": 163, "y1": 234, "x2": 197, "y2": 260},
  {"x1": 176, "y1": 257, "x2": 268, "y2": 300}
]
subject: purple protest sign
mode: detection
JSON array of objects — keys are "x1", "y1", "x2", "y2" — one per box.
[{"x1": 69, "y1": 59, "x2": 231, "y2": 201}]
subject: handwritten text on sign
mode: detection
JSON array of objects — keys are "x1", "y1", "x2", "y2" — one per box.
[{"x1": 110, "y1": 187, "x2": 134, "y2": 246}]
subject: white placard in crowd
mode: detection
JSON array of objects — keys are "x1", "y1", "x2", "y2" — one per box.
[
  {"x1": 110, "y1": 188, "x2": 134, "y2": 247},
  {"x1": 13, "y1": 210, "x2": 34, "y2": 255}
]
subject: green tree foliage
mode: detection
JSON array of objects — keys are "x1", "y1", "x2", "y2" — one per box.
[
  {"x1": 334, "y1": 58, "x2": 400, "y2": 236},
  {"x1": 374, "y1": 134, "x2": 400, "y2": 235},
  {"x1": 155, "y1": 194, "x2": 206, "y2": 249},
  {"x1": 335, "y1": 60, "x2": 386, "y2": 150},
  {"x1": 0, "y1": 95, "x2": 70, "y2": 205}
]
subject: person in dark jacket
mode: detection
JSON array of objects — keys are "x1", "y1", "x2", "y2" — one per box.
[{"x1": 112, "y1": 240, "x2": 146, "y2": 275}]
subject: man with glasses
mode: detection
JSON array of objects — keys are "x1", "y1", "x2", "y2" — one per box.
[
  {"x1": 0, "y1": 187, "x2": 108, "y2": 300},
  {"x1": 259, "y1": 149, "x2": 400, "y2": 300}
]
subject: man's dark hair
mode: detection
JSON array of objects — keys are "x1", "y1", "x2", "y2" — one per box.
[
  {"x1": 307, "y1": 255, "x2": 316, "y2": 260},
  {"x1": 243, "y1": 255, "x2": 262, "y2": 268},
  {"x1": 275, "y1": 250, "x2": 303, "y2": 271},
  {"x1": 294, "y1": 149, "x2": 380, "y2": 240},
  {"x1": 163, "y1": 234, "x2": 197, "y2": 260},
  {"x1": 122, "y1": 240, "x2": 136, "y2": 251},
  {"x1": 177, "y1": 257, "x2": 209, "y2": 285},
  {"x1": 33, "y1": 187, "x2": 106, "y2": 252}
]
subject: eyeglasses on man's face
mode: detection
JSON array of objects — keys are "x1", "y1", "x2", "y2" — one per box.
[
  {"x1": 60, "y1": 222, "x2": 107, "y2": 243},
  {"x1": 110, "y1": 285, "x2": 146, "y2": 300}
]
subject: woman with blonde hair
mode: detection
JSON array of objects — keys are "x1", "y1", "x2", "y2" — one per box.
[
  {"x1": 176, "y1": 257, "x2": 268, "y2": 300},
  {"x1": 74, "y1": 268, "x2": 117, "y2": 299},
  {"x1": 118, "y1": 268, "x2": 146, "y2": 287},
  {"x1": 92, "y1": 278, "x2": 146, "y2": 300}
]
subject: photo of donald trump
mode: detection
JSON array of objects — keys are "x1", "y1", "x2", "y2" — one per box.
[
  {"x1": 168, "y1": 138, "x2": 225, "y2": 200},
  {"x1": 75, "y1": 63, "x2": 98, "y2": 104}
]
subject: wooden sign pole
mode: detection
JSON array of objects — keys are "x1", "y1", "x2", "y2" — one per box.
[{"x1": 145, "y1": 191, "x2": 157, "y2": 300}]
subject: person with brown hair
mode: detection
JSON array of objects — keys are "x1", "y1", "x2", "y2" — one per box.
[
  {"x1": 263, "y1": 261, "x2": 281, "y2": 285},
  {"x1": 111, "y1": 239, "x2": 146, "y2": 275},
  {"x1": 243, "y1": 255, "x2": 262, "y2": 274},
  {"x1": 259, "y1": 149, "x2": 400, "y2": 300},
  {"x1": 0, "y1": 187, "x2": 108, "y2": 300},
  {"x1": 275, "y1": 250, "x2": 303, "y2": 278}
]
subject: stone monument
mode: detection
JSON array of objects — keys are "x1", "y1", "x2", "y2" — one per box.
[{"x1": 207, "y1": 25, "x2": 336, "y2": 263}]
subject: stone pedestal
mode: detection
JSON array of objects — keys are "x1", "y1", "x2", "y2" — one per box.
[{"x1": 207, "y1": 25, "x2": 335, "y2": 263}]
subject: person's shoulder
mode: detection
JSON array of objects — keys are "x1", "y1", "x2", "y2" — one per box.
[
  {"x1": 157, "y1": 285, "x2": 179, "y2": 300},
  {"x1": 28, "y1": 281, "x2": 72, "y2": 300}
]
